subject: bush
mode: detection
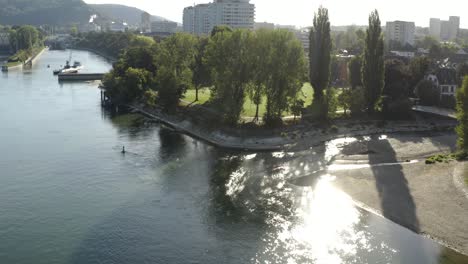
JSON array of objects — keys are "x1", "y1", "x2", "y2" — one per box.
[
  {"x1": 440, "y1": 95, "x2": 456, "y2": 109},
  {"x1": 415, "y1": 80, "x2": 439, "y2": 106},
  {"x1": 386, "y1": 98, "x2": 412, "y2": 119},
  {"x1": 144, "y1": 90, "x2": 157, "y2": 107},
  {"x1": 349, "y1": 87, "x2": 366, "y2": 116}
]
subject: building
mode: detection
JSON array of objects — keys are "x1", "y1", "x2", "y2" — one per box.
[
  {"x1": 108, "y1": 22, "x2": 128, "y2": 32},
  {"x1": 294, "y1": 28, "x2": 310, "y2": 53},
  {"x1": 385, "y1": 21, "x2": 415, "y2": 47},
  {"x1": 429, "y1": 16, "x2": 460, "y2": 41},
  {"x1": 151, "y1": 20, "x2": 178, "y2": 33},
  {"x1": 425, "y1": 67, "x2": 458, "y2": 103},
  {"x1": 183, "y1": 0, "x2": 255, "y2": 35},
  {"x1": 430, "y1": 18, "x2": 441, "y2": 39},
  {"x1": 141, "y1": 12, "x2": 151, "y2": 33},
  {"x1": 254, "y1": 22, "x2": 274, "y2": 30}
]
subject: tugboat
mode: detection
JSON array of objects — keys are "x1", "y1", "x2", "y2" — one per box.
[{"x1": 53, "y1": 51, "x2": 83, "y2": 75}]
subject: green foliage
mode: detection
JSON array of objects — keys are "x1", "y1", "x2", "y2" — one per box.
[
  {"x1": 309, "y1": 7, "x2": 331, "y2": 100},
  {"x1": 338, "y1": 88, "x2": 352, "y2": 115},
  {"x1": 425, "y1": 154, "x2": 456, "y2": 164},
  {"x1": 210, "y1": 25, "x2": 233, "y2": 37},
  {"x1": 156, "y1": 33, "x2": 197, "y2": 112},
  {"x1": 415, "y1": 80, "x2": 440, "y2": 106},
  {"x1": 192, "y1": 37, "x2": 211, "y2": 101},
  {"x1": 348, "y1": 56, "x2": 362, "y2": 89},
  {"x1": 206, "y1": 29, "x2": 252, "y2": 125},
  {"x1": 362, "y1": 10, "x2": 385, "y2": 114},
  {"x1": 130, "y1": 35, "x2": 155, "y2": 47},
  {"x1": 332, "y1": 26, "x2": 365, "y2": 54},
  {"x1": 349, "y1": 87, "x2": 366, "y2": 116},
  {"x1": 325, "y1": 88, "x2": 338, "y2": 119},
  {"x1": 457, "y1": 63, "x2": 468, "y2": 87},
  {"x1": 416, "y1": 36, "x2": 439, "y2": 49},
  {"x1": 456, "y1": 77, "x2": 468, "y2": 154},
  {"x1": 291, "y1": 99, "x2": 305, "y2": 121},
  {"x1": 409, "y1": 56, "x2": 430, "y2": 92},
  {"x1": 383, "y1": 59, "x2": 411, "y2": 117},
  {"x1": 263, "y1": 30, "x2": 307, "y2": 126},
  {"x1": 144, "y1": 90, "x2": 157, "y2": 107}
]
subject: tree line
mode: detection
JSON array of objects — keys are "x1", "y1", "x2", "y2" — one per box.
[
  {"x1": 102, "y1": 26, "x2": 307, "y2": 126},
  {"x1": 6, "y1": 25, "x2": 44, "y2": 63}
]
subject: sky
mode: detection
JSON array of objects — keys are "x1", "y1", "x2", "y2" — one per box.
[{"x1": 84, "y1": 0, "x2": 468, "y2": 28}]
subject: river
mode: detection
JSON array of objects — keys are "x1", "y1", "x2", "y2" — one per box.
[{"x1": 0, "y1": 49, "x2": 467, "y2": 264}]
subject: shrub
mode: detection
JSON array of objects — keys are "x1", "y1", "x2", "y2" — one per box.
[
  {"x1": 415, "y1": 80, "x2": 439, "y2": 106},
  {"x1": 349, "y1": 87, "x2": 366, "y2": 116}
]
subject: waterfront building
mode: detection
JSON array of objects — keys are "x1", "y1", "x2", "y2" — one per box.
[
  {"x1": 183, "y1": 0, "x2": 255, "y2": 35},
  {"x1": 385, "y1": 21, "x2": 415, "y2": 47}
]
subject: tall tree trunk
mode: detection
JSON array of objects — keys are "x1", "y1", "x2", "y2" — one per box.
[
  {"x1": 195, "y1": 85, "x2": 199, "y2": 102},
  {"x1": 254, "y1": 103, "x2": 260, "y2": 122}
]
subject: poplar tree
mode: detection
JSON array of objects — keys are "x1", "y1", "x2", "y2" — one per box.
[
  {"x1": 456, "y1": 77, "x2": 468, "y2": 155},
  {"x1": 362, "y1": 10, "x2": 384, "y2": 114},
  {"x1": 309, "y1": 6, "x2": 331, "y2": 100}
]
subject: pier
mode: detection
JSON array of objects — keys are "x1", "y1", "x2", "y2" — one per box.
[{"x1": 58, "y1": 73, "x2": 105, "y2": 81}]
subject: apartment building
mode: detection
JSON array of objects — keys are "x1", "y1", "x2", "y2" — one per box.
[{"x1": 385, "y1": 21, "x2": 415, "y2": 47}]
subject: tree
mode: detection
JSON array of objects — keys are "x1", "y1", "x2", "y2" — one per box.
[
  {"x1": 338, "y1": 88, "x2": 352, "y2": 115},
  {"x1": 309, "y1": 7, "x2": 331, "y2": 100},
  {"x1": 409, "y1": 56, "x2": 430, "y2": 93},
  {"x1": 210, "y1": 25, "x2": 232, "y2": 37},
  {"x1": 416, "y1": 35, "x2": 439, "y2": 49},
  {"x1": 264, "y1": 30, "x2": 307, "y2": 126},
  {"x1": 291, "y1": 99, "x2": 305, "y2": 121},
  {"x1": 247, "y1": 29, "x2": 271, "y2": 122},
  {"x1": 156, "y1": 33, "x2": 197, "y2": 112},
  {"x1": 348, "y1": 56, "x2": 362, "y2": 89},
  {"x1": 456, "y1": 77, "x2": 468, "y2": 154},
  {"x1": 192, "y1": 37, "x2": 211, "y2": 102},
  {"x1": 415, "y1": 80, "x2": 439, "y2": 106},
  {"x1": 206, "y1": 29, "x2": 252, "y2": 125},
  {"x1": 362, "y1": 10, "x2": 385, "y2": 114},
  {"x1": 457, "y1": 62, "x2": 468, "y2": 87}
]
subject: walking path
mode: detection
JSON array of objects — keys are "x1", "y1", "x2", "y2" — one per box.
[{"x1": 413, "y1": 105, "x2": 456, "y2": 119}]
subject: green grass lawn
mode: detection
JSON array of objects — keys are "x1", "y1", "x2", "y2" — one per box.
[{"x1": 183, "y1": 83, "x2": 315, "y2": 117}]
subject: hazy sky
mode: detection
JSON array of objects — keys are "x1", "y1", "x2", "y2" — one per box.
[{"x1": 84, "y1": 0, "x2": 467, "y2": 28}]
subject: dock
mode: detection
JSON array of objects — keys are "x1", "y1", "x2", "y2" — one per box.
[{"x1": 58, "y1": 73, "x2": 105, "y2": 81}]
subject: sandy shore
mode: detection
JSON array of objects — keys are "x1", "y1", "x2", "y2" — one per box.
[{"x1": 325, "y1": 133, "x2": 468, "y2": 255}]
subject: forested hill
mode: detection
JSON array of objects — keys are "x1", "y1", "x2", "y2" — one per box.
[
  {"x1": 89, "y1": 4, "x2": 167, "y2": 26},
  {"x1": 0, "y1": 0, "x2": 93, "y2": 25}
]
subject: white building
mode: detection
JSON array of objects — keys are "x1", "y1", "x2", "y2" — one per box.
[
  {"x1": 429, "y1": 16, "x2": 460, "y2": 41},
  {"x1": 151, "y1": 20, "x2": 178, "y2": 33},
  {"x1": 385, "y1": 21, "x2": 415, "y2": 47},
  {"x1": 183, "y1": 0, "x2": 255, "y2": 35},
  {"x1": 425, "y1": 68, "x2": 458, "y2": 99}
]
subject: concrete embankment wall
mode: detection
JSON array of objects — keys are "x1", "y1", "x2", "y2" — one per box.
[
  {"x1": 71, "y1": 47, "x2": 117, "y2": 63},
  {"x1": 2, "y1": 47, "x2": 47, "y2": 72}
]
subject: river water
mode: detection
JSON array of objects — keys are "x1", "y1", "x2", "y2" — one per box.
[{"x1": 0, "y1": 50, "x2": 467, "y2": 264}]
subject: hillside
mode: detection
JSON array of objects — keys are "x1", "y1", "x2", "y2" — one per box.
[
  {"x1": 0, "y1": 0, "x2": 93, "y2": 25},
  {"x1": 89, "y1": 4, "x2": 168, "y2": 26}
]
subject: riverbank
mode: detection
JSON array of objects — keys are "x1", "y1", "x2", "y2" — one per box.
[
  {"x1": 1, "y1": 46, "x2": 46, "y2": 72},
  {"x1": 71, "y1": 47, "x2": 117, "y2": 63},
  {"x1": 129, "y1": 103, "x2": 457, "y2": 152},
  {"x1": 318, "y1": 133, "x2": 468, "y2": 255}
]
